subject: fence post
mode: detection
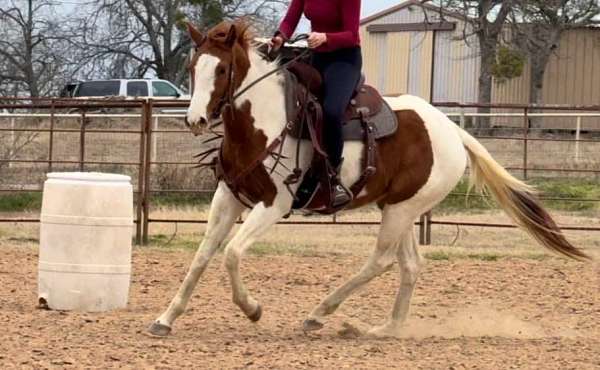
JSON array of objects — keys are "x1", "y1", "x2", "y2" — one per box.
[
  {"x1": 142, "y1": 100, "x2": 154, "y2": 245},
  {"x1": 575, "y1": 116, "x2": 581, "y2": 163},
  {"x1": 459, "y1": 108, "x2": 465, "y2": 129},
  {"x1": 9, "y1": 116, "x2": 15, "y2": 169},
  {"x1": 48, "y1": 100, "x2": 55, "y2": 173},
  {"x1": 135, "y1": 103, "x2": 147, "y2": 245},
  {"x1": 425, "y1": 210, "x2": 432, "y2": 245},
  {"x1": 419, "y1": 213, "x2": 428, "y2": 245},
  {"x1": 522, "y1": 107, "x2": 529, "y2": 180},
  {"x1": 152, "y1": 115, "x2": 158, "y2": 163},
  {"x1": 79, "y1": 111, "x2": 86, "y2": 172}
]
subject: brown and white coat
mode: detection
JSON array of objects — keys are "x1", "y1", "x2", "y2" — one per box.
[{"x1": 148, "y1": 21, "x2": 587, "y2": 338}]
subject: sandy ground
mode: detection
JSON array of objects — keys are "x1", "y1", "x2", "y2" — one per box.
[{"x1": 1, "y1": 212, "x2": 599, "y2": 369}]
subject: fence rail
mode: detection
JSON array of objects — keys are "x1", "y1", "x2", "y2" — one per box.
[{"x1": 1, "y1": 98, "x2": 600, "y2": 245}]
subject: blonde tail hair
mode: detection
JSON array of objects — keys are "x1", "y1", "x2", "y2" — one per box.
[{"x1": 456, "y1": 128, "x2": 588, "y2": 260}]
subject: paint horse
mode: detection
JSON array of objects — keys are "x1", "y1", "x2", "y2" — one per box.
[{"x1": 148, "y1": 21, "x2": 587, "y2": 338}]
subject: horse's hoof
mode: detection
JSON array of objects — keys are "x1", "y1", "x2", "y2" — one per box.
[
  {"x1": 303, "y1": 318, "x2": 324, "y2": 332},
  {"x1": 247, "y1": 304, "x2": 262, "y2": 322},
  {"x1": 147, "y1": 321, "x2": 172, "y2": 337}
]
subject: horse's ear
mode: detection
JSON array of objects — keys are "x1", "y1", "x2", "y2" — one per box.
[
  {"x1": 225, "y1": 24, "x2": 237, "y2": 48},
  {"x1": 187, "y1": 22, "x2": 205, "y2": 47}
]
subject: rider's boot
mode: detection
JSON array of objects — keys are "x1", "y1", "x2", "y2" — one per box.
[{"x1": 330, "y1": 160, "x2": 353, "y2": 209}]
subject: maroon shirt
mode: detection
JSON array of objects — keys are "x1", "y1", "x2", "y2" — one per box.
[{"x1": 278, "y1": 0, "x2": 361, "y2": 52}]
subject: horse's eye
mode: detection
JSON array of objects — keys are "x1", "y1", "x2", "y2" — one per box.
[{"x1": 217, "y1": 67, "x2": 226, "y2": 76}]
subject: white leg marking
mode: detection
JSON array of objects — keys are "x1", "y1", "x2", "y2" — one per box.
[
  {"x1": 223, "y1": 193, "x2": 293, "y2": 319},
  {"x1": 154, "y1": 183, "x2": 244, "y2": 328},
  {"x1": 368, "y1": 230, "x2": 422, "y2": 338},
  {"x1": 305, "y1": 205, "x2": 415, "y2": 327}
]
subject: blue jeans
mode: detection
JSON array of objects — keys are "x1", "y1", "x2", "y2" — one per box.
[{"x1": 312, "y1": 47, "x2": 363, "y2": 168}]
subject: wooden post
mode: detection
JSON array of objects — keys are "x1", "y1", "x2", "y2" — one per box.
[
  {"x1": 419, "y1": 214, "x2": 426, "y2": 245},
  {"x1": 152, "y1": 116, "x2": 158, "y2": 163},
  {"x1": 142, "y1": 100, "x2": 153, "y2": 245},
  {"x1": 425, "y1": 210, "x2": 432, "y2": 245},
  {"x1": 135, "y1": 105, "x2": 146, "y2": 245}
]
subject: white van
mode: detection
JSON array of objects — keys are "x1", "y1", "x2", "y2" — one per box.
[{"x1": 70, "y1": 79, "x2": 189, "y2": 99}]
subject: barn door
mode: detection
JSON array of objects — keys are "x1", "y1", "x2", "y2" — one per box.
[
  {"x1": 384, "y1": 33, "x2": 411, "y2": 96},
  {"x1": 407, "y1": 31, "x2": 434, "y2": 102}
]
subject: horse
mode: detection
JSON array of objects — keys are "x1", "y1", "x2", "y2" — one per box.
[{"x1": 147, "y1": 20, "x2": 588, "y2": 338}]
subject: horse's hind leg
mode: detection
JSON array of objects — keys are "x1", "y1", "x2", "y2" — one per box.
[
  {"x1": 303, "y1": 206, "x2": 413, "y2": 332},
  {"x1": 369, "y1": 229, "x2": 422, "y2": 338}
]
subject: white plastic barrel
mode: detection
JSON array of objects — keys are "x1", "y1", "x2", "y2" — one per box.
[{"x1": 38, "y1": 172, "x2": 133, "y2": 312}]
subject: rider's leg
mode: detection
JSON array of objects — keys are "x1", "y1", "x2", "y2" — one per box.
[{"x1": 317, "y1": 47, "x2": 363, "y2": 207}]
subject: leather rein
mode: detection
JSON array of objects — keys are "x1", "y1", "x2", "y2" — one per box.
[{"x1": 210, "y1": 35, "x2": 311, "y2": 207}]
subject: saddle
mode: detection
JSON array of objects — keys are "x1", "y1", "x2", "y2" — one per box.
[{"x1": 282, "y1": 61, "x2": 399, "y2": 214}]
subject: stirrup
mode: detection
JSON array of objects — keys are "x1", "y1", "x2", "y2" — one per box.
[{"x1": 331, "y1": 182, "x2": 353, "y2": 209}]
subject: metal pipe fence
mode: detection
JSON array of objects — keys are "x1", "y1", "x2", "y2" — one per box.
[{"x1": 1, "y1": 98, "x2": 599, "y2": 245}]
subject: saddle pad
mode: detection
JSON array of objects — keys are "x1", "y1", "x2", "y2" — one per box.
[{"x1": 342, "y1": 98, "x2": 398, "y2": 141}]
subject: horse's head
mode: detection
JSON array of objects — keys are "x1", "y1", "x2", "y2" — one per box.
[{"x1": 185, "y1": 20, "x2": 252, "y2": 135}]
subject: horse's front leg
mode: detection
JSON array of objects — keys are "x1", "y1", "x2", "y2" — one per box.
[
  {"x1": 223, "y1": 194, "x2": 292, "y2": 321},
  {"x1": 148, "y1": 183, "x2": 244, "y2": 336}
]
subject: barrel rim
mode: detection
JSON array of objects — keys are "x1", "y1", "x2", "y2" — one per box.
[{"x1": 47, "y1": 172, "x2": 131, "y2": 183}]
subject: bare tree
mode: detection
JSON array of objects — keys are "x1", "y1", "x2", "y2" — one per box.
[
  {"x1": 511, "y1": 0, "x2": 600, "y2": 107},
  {"x1": 77, "y1": 0, "x2": 287, "y2": 87},
  {"x1": 428, "y1": 1, "x2": 515, "y2": 111},
  {"x1": 0, "y1": 0, "x2": 76, "y2": 97}
]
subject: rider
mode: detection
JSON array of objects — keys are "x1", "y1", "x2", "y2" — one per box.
[{"x1": 272, "y1": 0, "x2": 362, "y2": 209}]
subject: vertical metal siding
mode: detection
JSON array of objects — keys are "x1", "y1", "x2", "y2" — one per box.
[
  {"x1": 361, "y1": 4, "x2": 600, "y2": 128},
  {"x1": 492, "y1": 29, "x2": 600, "y2": 128},
  {"x1": 385, "y1": 33, "x2": 410, "y2": 95},
  {"x1": 432, "y1": 26, "x2": 480, "y2": 106},
  {"x1": 418, "y1": 31, "x2": 434, "y2": 101},
  {"x1": 408, "y1": 31, "x2": 423, "y2": 96},
  {"x1": 360, "y1": 25, "x2": 380, "y2": 89},
  {"x1": 376, "y1": 33, "x2": 389, "y2": 91}
]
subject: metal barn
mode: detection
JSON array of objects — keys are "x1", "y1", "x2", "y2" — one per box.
[
  {"x1": 360, "y1": 1, "x2": 480, "y2": 103},
  {"x1": 360, "y1": 1, "x2": 600, "y2": 129}
]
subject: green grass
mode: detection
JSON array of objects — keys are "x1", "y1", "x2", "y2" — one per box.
[
  {"x1": 0, "y1": 192, "x2": 43, "y2": 212},
  {"x1": 423, "y1": 250, "x2": 451, "y2": 261},
  {"x1": 0, "y1": 178, "x2": 596, "y2": 214},
  {"x1": 148, "y1": 233, "x2": 199, "y2": 250},
  {"x1": 423, "y1": 249, "x2": 548, "y2": 261},
  {"x1": 437, "y1": 178, "x2": 600, "y2": 213},
  {"x1": 146, "y1": 233, "x2": 325, "y2": 257},
  {"x1": 151, "y1": 192, "x2": 212, "y2": 208}
]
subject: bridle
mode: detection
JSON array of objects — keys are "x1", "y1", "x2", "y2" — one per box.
[
  {"x1": 194, "y1": 33, "x2": 312, "y2": 208},
  {"x1": 209, "y1": 34, "x2": 311, "y2": 122}
]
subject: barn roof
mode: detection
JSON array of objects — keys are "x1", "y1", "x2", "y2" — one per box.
[{"x1": 360, "y1": 0, "x2": 467, "y2": 25}]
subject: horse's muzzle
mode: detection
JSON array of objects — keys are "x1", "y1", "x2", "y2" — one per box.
[{"x1": 185, "y1": 116, "x2": 207, "y2": 136}]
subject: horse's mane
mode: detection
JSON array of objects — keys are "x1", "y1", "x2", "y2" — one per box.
[{"x1": 207, "y1": 19, "x2": 255, "y2": 53}]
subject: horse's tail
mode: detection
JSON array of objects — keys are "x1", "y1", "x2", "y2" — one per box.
[{"x1": 456, "y1": 127, "x2": 588, "y2": 260}]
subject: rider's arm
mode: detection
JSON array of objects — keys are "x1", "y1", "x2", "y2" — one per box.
[
  {"x1": 324, "y1": 0, "x2": 360, "y2": 50},
  {"x1": 276, "y1": 0, "x2": 304, "y2": 40}
]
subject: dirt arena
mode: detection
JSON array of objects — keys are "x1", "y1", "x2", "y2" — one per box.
[{"x1": 1, "y1": 210, "x2": 599, "y2": 369}]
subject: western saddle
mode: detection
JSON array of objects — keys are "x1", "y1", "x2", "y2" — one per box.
[{"x1": 282, "y1": 58, "x2": 399, "y2": 214}]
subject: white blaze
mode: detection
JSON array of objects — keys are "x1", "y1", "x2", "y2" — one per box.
[{"x1": 187, "y1": 54, "x2": 220, "y2": 124}]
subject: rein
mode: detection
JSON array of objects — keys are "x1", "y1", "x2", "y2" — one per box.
[
  {"x1": 210, "y1": 35, "x2": 311, "y2": 207},
  {"x1": 211, "y1": 34, "x2": 311, "y2": 120}
]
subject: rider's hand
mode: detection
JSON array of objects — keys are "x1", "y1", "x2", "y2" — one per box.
[
  {"x1": 307, "y1": 32, "x2": 327, "y2": 49},
  {"x1": 270, "y1": 35, "x2": 284, "y2": 51}
]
